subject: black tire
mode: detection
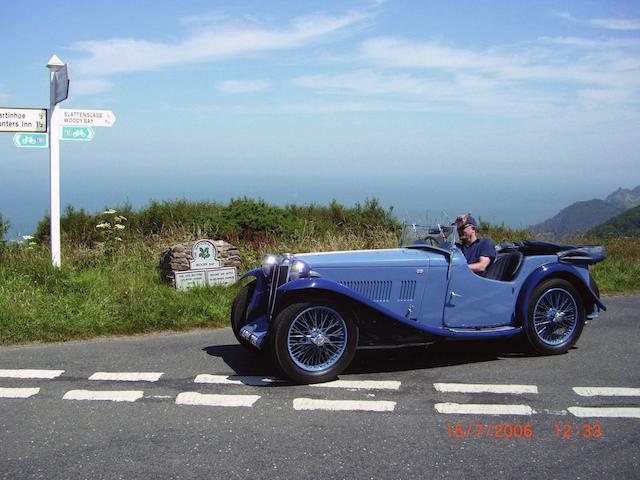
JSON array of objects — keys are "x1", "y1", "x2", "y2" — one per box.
[
  {"x1": 271, "y1": 301, "x2": 358, "y2": 384},
  {"x1": 230, "y1": 280, "x2": 256, "y2": 348},
  {"x1": 524, "y1": 278, "x2": 585, "y2": 355}
]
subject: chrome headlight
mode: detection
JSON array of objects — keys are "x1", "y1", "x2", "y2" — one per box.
[
  {"x1": 289, "y1": 259, "x2": 310, "y2": 280},
  {"x1": 261, "y1": 254, "x2": 278, "y2": 277}
]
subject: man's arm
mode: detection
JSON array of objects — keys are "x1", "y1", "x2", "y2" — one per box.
[{"x1": 468, "y1": 256, "x2": 491, "y2": 273}]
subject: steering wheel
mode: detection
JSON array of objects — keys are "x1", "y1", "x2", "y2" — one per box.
[{"x1": 423, "y1": 236, "x2": 441, "y2": 246}]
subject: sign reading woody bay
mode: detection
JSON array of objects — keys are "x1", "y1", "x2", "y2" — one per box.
[{"x1": 174, "y1": 240, "x2": 237, "y2": 291}]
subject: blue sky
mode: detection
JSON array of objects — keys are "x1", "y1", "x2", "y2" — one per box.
[{"x1": 1, "y1": 0, "x2": 639, "y2": 237}]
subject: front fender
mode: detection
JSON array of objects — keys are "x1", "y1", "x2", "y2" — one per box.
[{"x1": 517, "y1": 263, "x2": 606, "y2": 325}]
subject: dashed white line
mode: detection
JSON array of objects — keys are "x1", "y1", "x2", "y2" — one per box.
[
  {"x1": 89, "y1": 372, "x2": 164, "y2": 382},
  {"x1": 293, "y1": 398, "x2": 396, "y2": 412},
  {"x1": 568, "y1": 407, "x2": 640, "y2": 419},
  {"x1": 194, "y1": 374, "x2": 284, "y2": 386},
  {"x1": 0, "y1": 369, "x2": 64, "y2": 379},
  {"x1": 63, "y1": 390, "x2": 144, "y2": 402},
  {"x1": 434, "y1": 383, "x2": 538, "y2": 394},
  {"x1": 310, "y1": 379, "x2": 401, "y2": 391},
  {"x1": 0, "y1": 387, "x2": 40, "y2": 399},
  {"x1": 176, "y1": 392, "x2": 260, "y2": 407},
  {"x1": 435, "y1": 402, "x2": 534, "y2": 416},
  {"x1": 573, "y1": 387, "x2": 640, "y2": 397}
]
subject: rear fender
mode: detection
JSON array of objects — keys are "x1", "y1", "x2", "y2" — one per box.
[{"x1": 516, "y1": 263, "x2": 605, "y2": 326}]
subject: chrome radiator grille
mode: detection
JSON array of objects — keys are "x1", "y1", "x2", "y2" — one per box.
[{"x1": 268, "y1": 264, "x2": 290, "y2": 319}]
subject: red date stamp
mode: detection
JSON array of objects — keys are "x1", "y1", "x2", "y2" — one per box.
[
  {"x1": 553, "y1": 423, "x2": 603, "y2": 439},
  {"x1": 447, "y1": 423, "x2": 534, "y2": 439},
  {"x1": 446, "y1": 423, "x2": 603, "y2": 440}
]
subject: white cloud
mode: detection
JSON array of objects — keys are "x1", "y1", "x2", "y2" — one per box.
[
  {"x1": 356, "y1": 36, "x2": 640, "y2": 107},
  {"x1": 552, "y1": 10, "x2": 640, "y2": 31},
  {"x1": 216, "y1": 79, "x2": 270, "y2": 93},
  {"x1": 72, "y1": 78, "x2": 113, "y2": 96},
  {"x1": 71, "y1": 9, "x2": 372, "y2": 77},
  {"x1": 589, "y1": 17, "x2": 640, "y2": 31}
]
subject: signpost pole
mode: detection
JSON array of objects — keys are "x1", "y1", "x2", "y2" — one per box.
[{"x1": 47, "y1": 55, "x2": 65, "y2": 268}]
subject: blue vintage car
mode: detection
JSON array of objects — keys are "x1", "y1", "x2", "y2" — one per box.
[{"x1": 231, "y1": 224, "x2": 606, "y2": 384}]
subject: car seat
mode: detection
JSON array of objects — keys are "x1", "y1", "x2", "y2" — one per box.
[{"x1": 483, "y1": 251, "x2": 523, "y2": 281}]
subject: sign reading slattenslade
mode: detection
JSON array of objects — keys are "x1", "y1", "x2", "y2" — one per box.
[
  {"x1": 59, "y1": 109, "x2": 116, "y2": 127},
  {"x1": 0, "y1": 107, "x2": 47, "y2": 132}
]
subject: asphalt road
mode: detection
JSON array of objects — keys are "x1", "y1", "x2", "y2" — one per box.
[{"x1": 1, "y1": 295, "x2": 638, "y2": 480}]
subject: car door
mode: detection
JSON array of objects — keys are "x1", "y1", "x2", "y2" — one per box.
[{"x1": 442, "y1": 249, "x2": 515, "y2": 328}]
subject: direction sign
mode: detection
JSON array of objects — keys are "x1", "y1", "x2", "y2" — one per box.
[
  {"x1": 59, "y1": 109, "x2": 115, "y2": 127},
  {"x1": 14, "y1": 132, "x2": 49, "y2": 148},
  {"x1": 0, "y1": 108, "x2": 47, "y2": 133},
  {"x1": 61, "y1": 126, "x2": 94, "y2": 141}
]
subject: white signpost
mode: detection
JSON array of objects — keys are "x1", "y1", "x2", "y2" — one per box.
[
  {"x1": 0, "y1": 108, "x2": 47, "y2": 132},
  {"x1": 2, "y1": 55, "x2": 116, "y2": 268}
]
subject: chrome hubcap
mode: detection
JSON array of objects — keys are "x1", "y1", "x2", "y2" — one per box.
[
  {"x1": 287, "y1": 306, "x2": 348, "y2": 372},
  {"x1": 533, "y1": 288, "x2": 578, "y2": 346}
]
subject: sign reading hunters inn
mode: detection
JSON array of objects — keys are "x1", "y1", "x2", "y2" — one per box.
[{"x1": 174, "y1": 240, "x2": 237, "y2": 291}]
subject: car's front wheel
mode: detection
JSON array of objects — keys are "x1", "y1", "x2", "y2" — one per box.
[
  {"x1": 524, "y1": 278, "x2": 585, "y2": 355},
  {"x1": 271, "y1": 300, "x2": 358, "y2": 384}
]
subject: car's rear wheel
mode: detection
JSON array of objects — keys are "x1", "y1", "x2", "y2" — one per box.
[
  {"x1": 271, "y1": 301, "x2": 357, "y2": 384},
  {"x1": 230, "y1": 280, "x2": 256, "y2": 349},
  {"x1": 524, "y1": 278, "x2": 585, "y2": 355}
]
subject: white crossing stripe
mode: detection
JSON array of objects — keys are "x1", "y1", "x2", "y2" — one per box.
[
  {"x1": 194, "y1": 374, "x2": 283, "y2": 386},
  {"x1": 176, "y1": 392, "x2": 260, "y2": 407},
  {"x1": 0, "y1": 387, "x2": 40, "y2": 398},
  {"x1": 293, "y1": 398, "x2": 396, "y2": 412},
  {"x1": 435, "y1": 402, "x2": 534, "y2": 416},
  {"x1": 89, "y1": 372, "x2": 163, "y2": 382},
  {"x1": 568, "y1": 407, "x2": 640, "y2": 419},
  {"x1": 63, "y1": 390, "x2": 144, "y2": 402},
  {"x1": 310, "y1": 380, "x2": 401, "y2": 390},
  {"x1": 573, "y1": 387, "x2": 640, "y2": 397},
  {"x1": 0, "y1": 369, "x2": 64, "y2": 379},
  {"x1": 434, "y1": 383, "x2": 538, "y2": 394}
]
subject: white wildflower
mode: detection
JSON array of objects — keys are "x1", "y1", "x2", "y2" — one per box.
[
  {"x1": 103, "y1": 208, "x2": 117, "y2": 215},
  {"x1": 115, "y1": 216, "x2": 127, "y2": 222},
  {"x1": 114, "y1": 224, "x2": 125, "y2": 230},
  {"x1": 96, "y1": 222, "x2": 111, "y2": 229},
  {"x1": 22, "y1": 235, "x2": 34, "y2": 240}
]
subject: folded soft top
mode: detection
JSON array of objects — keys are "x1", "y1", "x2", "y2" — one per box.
[{"x1": 497, "y1": 240, "x2": 606, "y2": 265}]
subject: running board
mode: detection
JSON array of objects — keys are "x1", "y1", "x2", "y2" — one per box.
[{"x1": 444, "y1": 326, "x2": 522, "y2": 338}]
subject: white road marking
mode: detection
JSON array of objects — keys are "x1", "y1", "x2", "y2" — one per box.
[
  {"x1": 176, "y1": 392, "x2": 260, "y2": 407},
  {"x1": 568, "y1": 407, "x2": 640, "y2": 419},
  {"x1": 310, "y1": 380, "x2": 401, "y2": 391},
  {"x1": 0, "y1": 387, "x2": 40, "y2": 398},
  {"x1": 293, "y1": 398, "x2": 396, "y2": 412},
  {"x1": 194, "y1": 374, "x2": 284, "y2": 386},
  {"x1": 62, "y1": 390, "x2": 144, "y2": 402},
  {"x1": 0, "y1": 369, "x2": 64, "y2": 379},
  {"x1": 573, "y1": 387, "x2": 640, "y2": 397},
  {"x1": 89, "y1": 372, "x2": 163, "y2": 382},
  {"x1": 434, "y1": 383, "x2": 538, "y2": 394},
  {"x1": 435, "y1": 402, "x2": 534, "y2": 416}
]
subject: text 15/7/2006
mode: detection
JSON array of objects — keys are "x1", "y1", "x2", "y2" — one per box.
[{"x1": 446, "y1": 423, "x2": 603, "y2": 440}]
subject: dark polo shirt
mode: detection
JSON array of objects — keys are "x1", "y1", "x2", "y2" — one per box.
[{"x1": 458, "y1": 238, "x2": 496, "y2": 265}]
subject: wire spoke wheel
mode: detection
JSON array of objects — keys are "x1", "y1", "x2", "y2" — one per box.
[
  {"x1": 526, "y1": 279, "x2": 585, "y2": 355},
  {"x1": 533, "y1": 288, "x2": 578, "y2": 345},
  {"x1": 287, "y1": 306, "x2": 348, "y2": 372}
]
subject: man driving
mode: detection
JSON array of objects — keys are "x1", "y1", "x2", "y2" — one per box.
[{"x1": 455, "y1": 213, "x2": 495, "y2": 275}]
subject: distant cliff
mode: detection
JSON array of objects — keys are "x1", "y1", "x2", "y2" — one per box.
[
  {"x1": 529, "y1": 185, "x2": 640, "y2": 239},
  {"x1": 588, "y1": 205, "x2": 640, "y2": 237}
]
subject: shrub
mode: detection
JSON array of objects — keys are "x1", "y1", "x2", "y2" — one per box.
[{"x1": 0, "y1": 212, "x2": 8, "y2": 240}]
